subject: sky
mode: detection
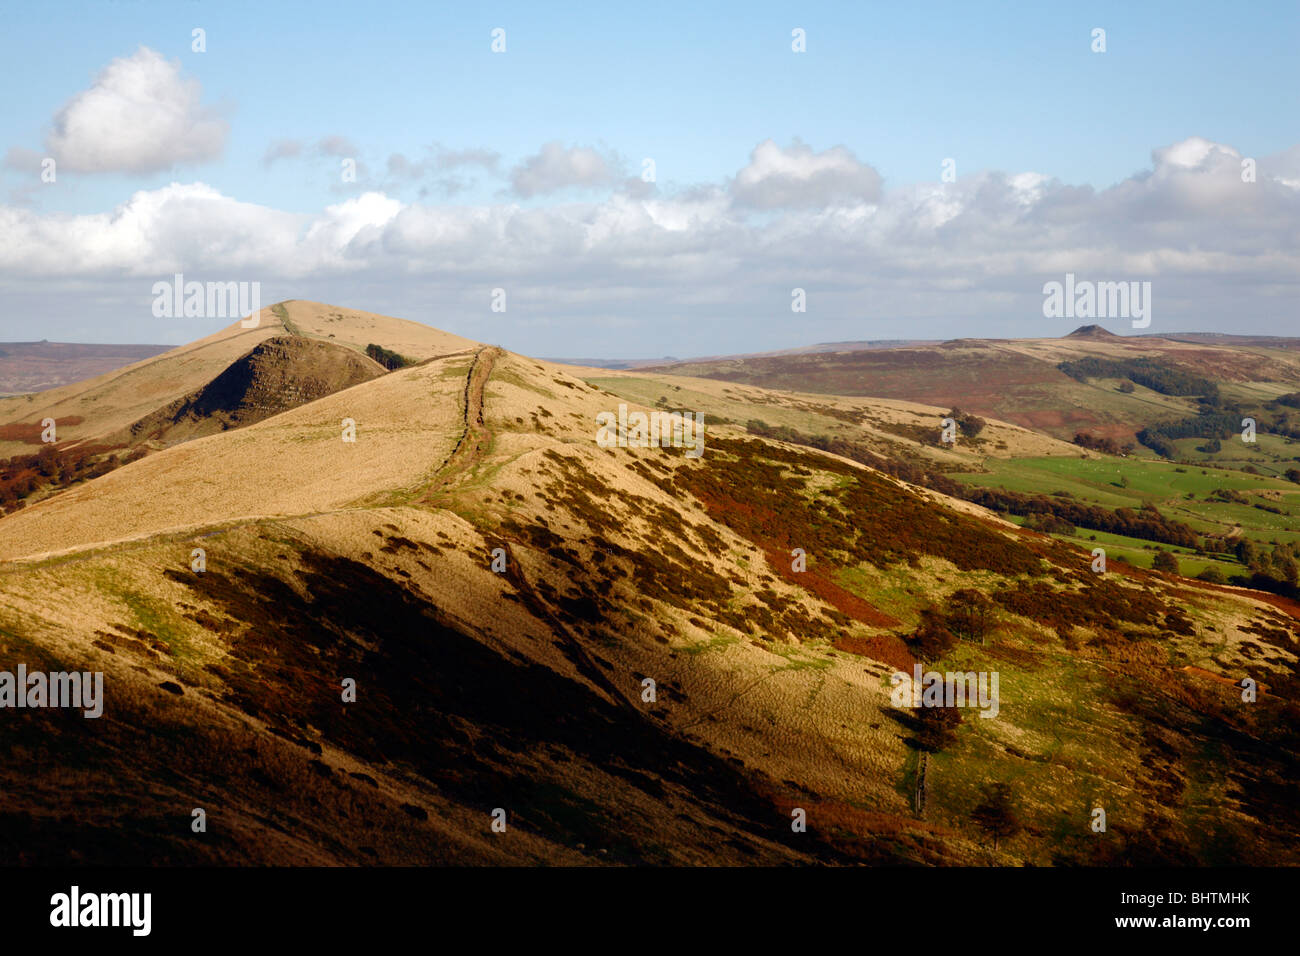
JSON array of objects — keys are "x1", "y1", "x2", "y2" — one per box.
[{"x1": 0, "y1": 0, "x2": 1297, "y2": 357}]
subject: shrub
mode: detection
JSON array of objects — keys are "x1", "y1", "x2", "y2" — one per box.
[{"x1": 1152, "y1": 550, "x2": 1179, "y2": 573}]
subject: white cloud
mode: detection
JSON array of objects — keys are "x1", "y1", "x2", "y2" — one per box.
[
  {"x1": 45, "y1": 47, "x2": 228, "y2": 173},
  {"x1": 1, "y1": 137, "x2": 1297, "y2": 349},
  {"x1": 510, "y1": 142, "x2": 618, "y2": 197},
  {"x1": 731, "y1": 139, "x2": 882, "y2": 208}
]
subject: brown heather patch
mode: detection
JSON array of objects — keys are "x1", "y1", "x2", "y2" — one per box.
[
  {"x1": 672, "y1": 437, "x2": 1045, "y2": 577},
  {"x1": 762, "y1": 544, "x2": 899, "y2": 628},
  {"x1": 763, "y1": 787, "x2": 955, "y2": 864},
  {"x1": 0, "y1": 416, "x2": 85, "y2": 443},
  {"x1": 992, "y1": 577, "x2": 1171, "y2": 634}
]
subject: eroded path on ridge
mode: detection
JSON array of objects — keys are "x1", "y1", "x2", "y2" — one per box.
[{"x1": 418, "y1": 345, "x2": 502, "y2": 500}]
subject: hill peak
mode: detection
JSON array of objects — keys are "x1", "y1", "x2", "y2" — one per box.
[{"x1": 1065, "y1": 324, "x2": 1119, "y2": 339}]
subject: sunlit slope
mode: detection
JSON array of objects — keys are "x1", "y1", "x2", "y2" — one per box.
[
  {"x1": 0, "y1": 351, "x2": 470, "y2": 561},
  {"x1": 275, "y1": 299, "x2": 481, "y2": 359},
  {"x1": 0, "y1": 311, "x2": 283, "y2": 457},
  {"x1": 0, "y1": 300, "x2": 481, "y2": 458}
]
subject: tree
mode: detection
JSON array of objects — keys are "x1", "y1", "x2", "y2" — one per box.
[
  {"x1": 1152, "y1": 550, "x2": 1179, "y2": 574},
  {"x1": 1117, "y1": 380, "x2": 1136, "y2": 394},
  {"x1": 906, "y1": 609, "x2": 956, "y2": 662},
  {"x1": 1235, "y1": 538, "x2": 1258, "y2": 568},
  {"x1": 971, "y1": 782, "x2": 1021, "y2": 851},
  {"x1": 945, "y1": 589, "x2": 997, "y2": 644},
  {"x1": 1277, "y1": 556, "x2": 1299, "y2": 587},
  {"x1": 1197, "y1": 566, "x2": 1226, "y2": 584},
  {"x1": 915, "y1": 703, "x2": 962, "y2": 753}
]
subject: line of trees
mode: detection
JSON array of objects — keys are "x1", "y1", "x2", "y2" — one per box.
[
  {"x1": 1057, "y1": 357, "x2": 1217, "y2": 397},
  {"x1": 365, "y1": 343, "x2": 413, "y2": 370},
  {"x1": 962, "y1": 488, "x2": 1200, "y2": 548}
]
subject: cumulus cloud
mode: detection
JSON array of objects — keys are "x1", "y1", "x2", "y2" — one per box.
[
  {"x1": 731, "y1": 139, "x2": 882, "y2": 208},
  {"x1": 510, "y1": 142, "x2": 618, "y2": 197},
  {"x1": 0, "y1": 137, "x2": 1296, "y2": 349},
  {"x1": 45, "y1": 47, "x2": 227, "y2": 173},
  {"x1": 2, "y1": 147, "x2": 44, "y2": 173}
]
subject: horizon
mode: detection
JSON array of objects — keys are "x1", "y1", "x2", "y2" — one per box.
[{"x1": 4, "y1": 317, "x2": 1298, "y2": 365}]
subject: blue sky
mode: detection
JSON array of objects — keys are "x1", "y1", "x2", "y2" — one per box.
[{"x1": 1, "y1": 1, "x2": 1297, "y2": 355}]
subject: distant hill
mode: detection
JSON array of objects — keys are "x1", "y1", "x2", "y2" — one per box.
[
  {"x1": 0, "y1": 341, "x2": 171, "y2": 396},
  {"x1": 1065, "y1": 324, "x2": 1121, "y2": 339},
  {"x1": 642, "y1": 331, "x2": 1300, "y2": 446}
]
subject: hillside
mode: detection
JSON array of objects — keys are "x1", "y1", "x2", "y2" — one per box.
[
  {"x1": 1, "y1": 305, "x2": 1298, "y2": 866},
  {"x1": 644, "y1": 330, "x2": 1300, "y2": 446},
  {"x1": 0, "y1": 300, "x2": 478, "y2": 459}
]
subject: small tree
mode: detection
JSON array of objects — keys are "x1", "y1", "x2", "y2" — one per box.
[
  {"x1": 906, "y1": 608, "x2": 956, "y2": 662},
  {"x1": 1152, "y1": 550, "x2": 1179, "y2": 574},
  {"x1": 915, "y1": 703, "x2": 962, "y2": 753},
  {"x1": 971, "y1": 782, "x2": 1021, "y2": 851}
]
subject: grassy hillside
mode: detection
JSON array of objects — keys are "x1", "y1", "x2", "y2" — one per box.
[{"x1": 2, "y1": 308, "x2": 1298, "y2": 866}]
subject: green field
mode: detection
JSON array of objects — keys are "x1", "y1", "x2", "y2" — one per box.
[{"x1": 953, "y1": 453, "x2": 1300, "y2": 587}]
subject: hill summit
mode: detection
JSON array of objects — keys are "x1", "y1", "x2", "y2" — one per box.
[{"x1": 1064, "y1": 324, "x2": 1119, "y2": 339}]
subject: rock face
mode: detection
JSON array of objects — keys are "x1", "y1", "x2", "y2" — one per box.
[{"x1": 126, "y1": 336, "x2": 388, "y2": 445}]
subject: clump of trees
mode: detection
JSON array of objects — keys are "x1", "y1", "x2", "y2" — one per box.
[
  {"x1": 1022, "y1": 513, "x2": 1076, "y2": 535},
  {"x1": 1071, "y1": 434, "x2": 1133, "y2": 455},
  {"x1": 945, "y1": 589, "x2": 998, "y2": 645},
  {"x1": 946, "y1": 408, "x2": 987, "y2": 439},
  {"x1": 365, "y1": 343, "x2": 413, "y2": 370},
  {"x1": 0, "y1": 444, "x2": 142, "y2": 513},
  {"x1": 1058, "y1": 357, "x2": 1217, "y2": 396},
  {"x1": 1073, "y1": 432, "x2": 1135, "y2": 455}
]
